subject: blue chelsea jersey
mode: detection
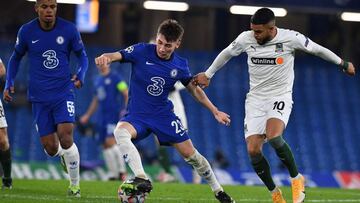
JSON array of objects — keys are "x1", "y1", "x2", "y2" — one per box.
[
  {"x1": 94, "y1": 71, "x2": 125, "y2": 122},
  {"x1": 119, "y1": 43, "x2": 192, "y2": 115},
  {"x1": 15, "y1": 18, "x2": 85, "y2": 102}
]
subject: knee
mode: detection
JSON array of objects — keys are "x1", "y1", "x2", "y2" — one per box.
[
  {"x1": 44, "y1": 142, "x2": 59, "y2": 156},
  {"x1": 59, "y1": 137, "x2": 73, "y2": 149},
  {"x1": 58, "y1": 129, "x2": 73, "y2": 149},
  {"x1": 247, "y1": 145, "x2": 262, "y2": 157},
  {"x1": 113, "y1": 128, "x2": 131, "y2": 144}
]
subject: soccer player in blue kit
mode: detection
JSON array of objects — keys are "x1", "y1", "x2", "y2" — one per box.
[
  {"x1": 80, "y1": 65, "x2": 128, "y2": 181},
  {"x1": 95, "y1": 19, "x2": 235, "y2": 203},
  {"x1": 3, "y1": 0, "x2": 88, "y2": 197}
]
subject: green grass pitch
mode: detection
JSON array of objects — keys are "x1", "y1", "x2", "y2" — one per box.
[{"x1": 1, "y1": 179, "x2": 359, "y2": 202}]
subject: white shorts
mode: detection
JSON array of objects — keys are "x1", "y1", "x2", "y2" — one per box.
[
  {"x1": 0, "y1": 100, "x2": 8, "y2": 128},
  {"x1": 244, "y1": 93, "x2": 293, "y2": 138}
]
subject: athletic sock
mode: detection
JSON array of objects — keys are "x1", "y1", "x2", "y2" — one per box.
[
  {"x1": 269, "y1": 136, "x2": 299, "y2": 178},
  {"x1": 0, "y1": 148, "x2": 11, "y2": 178},
  {"x1": 114, "y1": 128, "x2": 147, "y2": 179},
  {"x1": 185, "y1": 150, "x2": 222, "y2": 193},
  {"x1": 63, "y1": 143, "x2": 80, "y2": 186},
  {"x1": 114, "y1": 145, "x2": 126, "y2": 174},
  {"x1": 250, "y1": 153, "x2": 276, "y2": 191}
]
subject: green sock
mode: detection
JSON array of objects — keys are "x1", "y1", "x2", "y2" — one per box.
[
  {"x1": 158, "y1": 146, "x2": 172, "y2": 174},
  {"x1": 0, "y1": 148, "x2": 12, "y2": 178},
  {"x1": 250, "y1": 153, "x2": 276, "y2": 191},
  {"x1": 269, "y1": 136, "x2": 299, "y2": 178}
]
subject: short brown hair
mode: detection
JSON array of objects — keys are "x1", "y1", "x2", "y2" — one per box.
[{"x1": 157, "y1": 19, "x2": 184, "y2": 42}]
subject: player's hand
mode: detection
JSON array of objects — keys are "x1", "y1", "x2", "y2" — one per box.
[
  {"x1": 3, "y1": 87, "x2": 15, "y2": 102},
  {"x1": 193, "y1": 72, "x2": 210, "y2": 89},
  {"x1": 79, "y1": 114, "x2": 89, "y2": 124},
  {"x1": 344, "y1": 62, "x2": 355, "y2": 76},
  {"x1": 95, "y1": 55, "x2": 111, "y2": 68},
  {"x1": 72, "y1": 75, "x2": 82, "y2": 89},
  {"x1": 214, "y1": 110, "x2": 231, "y2": 126}
]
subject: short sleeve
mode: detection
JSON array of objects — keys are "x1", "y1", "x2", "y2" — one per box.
[
  {"x1": 291, "y1": 31, "x2": 316, "y2": 53},
  {"x1": 227, "y1": 32, "x2": 247, "y2": 56},
  {"x1": 118, "y1": 43, "x2": 144, "y2": 63},
  {"x1": 180, "y1": 60, "x2": 192, "y2": 87}
]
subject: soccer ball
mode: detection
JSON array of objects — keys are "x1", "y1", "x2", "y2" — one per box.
[{"x1": 117, "y1": 185, "x2": 146, "y2": 203}]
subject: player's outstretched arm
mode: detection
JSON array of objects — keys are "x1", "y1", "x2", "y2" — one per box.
[
  {"x1": 95, "y1": 52, "x2": 123, "y2": 68},
  {"x1": 294, "y1": 33, "x2": 356, "y2": 76},
  {"x1": 193, "y1": 48, "x2": 233, "y2": 89},
  {"x1": 186, "y1": 82, "x2": 230, "y2": 126}
]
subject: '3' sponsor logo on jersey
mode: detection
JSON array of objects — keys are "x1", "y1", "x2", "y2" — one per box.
[
  {"x1": 42, "y1": 50, "x2": 59, "y2": 69},
  {"x1": 147, "y1": 77, "x2": 165, "y2": 96}
]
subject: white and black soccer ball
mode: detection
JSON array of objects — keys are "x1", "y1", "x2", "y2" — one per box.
[{"x1": 117, "y1": 185, "x2": 146, "y2": 203}]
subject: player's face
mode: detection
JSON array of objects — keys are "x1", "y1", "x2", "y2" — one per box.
[
  {"x1": 155, "y1": 34, "x2": 180, "y2": 60},
  {"x1": 35, "y1": 0, "x2": 57, "y2": 24},
  {"x1": 251, "y1": 23, "x2": 274, "y2": 45}
]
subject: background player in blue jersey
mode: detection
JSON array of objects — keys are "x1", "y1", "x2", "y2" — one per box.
[
  {"x1": 0, "y1": 58, "x2": 12, "y2": 189},
  {"x1": 80, "y1": 64, "x2": 128, "y2": 181},
  {"x1": 3, "y1": 0, "x2": 88, "y2": 197},
  {"x1": 95, "y1": 19, "x2": 234, "y2": 203}
]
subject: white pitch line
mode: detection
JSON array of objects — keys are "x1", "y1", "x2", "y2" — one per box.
[
  {"x1": 309, "y1": 190, "x2": 360, "y2": 196},
  {"x1": 2, "y1": 194, "x2": 359, "y2": 202}
]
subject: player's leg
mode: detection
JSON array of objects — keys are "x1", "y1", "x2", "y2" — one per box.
[
  {"x1": 57, "y1": 123, "x2": 81, "y2": 197},
  {"x1": 267, "y1": 119, "x2": 298, "y2": 177},
  {"x1": 266, "y1": 119, "x2": 304, "y2": 203},
  {"x1": 246, "y1": 134, "x2": 285, "y2": 203},
  {"x1": 174, "y1": 140, "x2": 234, "y2": 203},
  {"x1": 103, "y1": 136, "x2": 127, "y2": 181},
  {"x1": 52, "y1": 97, "x2": 80, "y2": 197},
  {"x1": 266, "y1": 95, "x2": 305, "y2": 203},
  {"x1": 245, "y1": 98, "x2": 285, "y2": 203},
  {"x1": 0, "y1": 100, "x2": 11, "y2": 189},
  {"x1": 0, "y1": 127, "x2": 12, "y2": 189},
  {"x1": 114, "y1": 121, "x2": 152, "y2": 193},
  {"x1": 33, "y1": 102, "x2": 64, "y2": 158},
  {"x1": 114, "y1": 121, "x2": 146, "y2": 179}
]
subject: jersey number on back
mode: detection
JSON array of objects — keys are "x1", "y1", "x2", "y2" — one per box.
[
  {"x1": 147, "y1": 77, "x2": 165, "y2": 96},
  {"x1": 42, "y1": 50, "x2": 59, "y2": 69}
]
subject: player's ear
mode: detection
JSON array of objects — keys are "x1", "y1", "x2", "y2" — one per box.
[{"x1": 175, "y1": 39, "x2": 181, "y2": 48}]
